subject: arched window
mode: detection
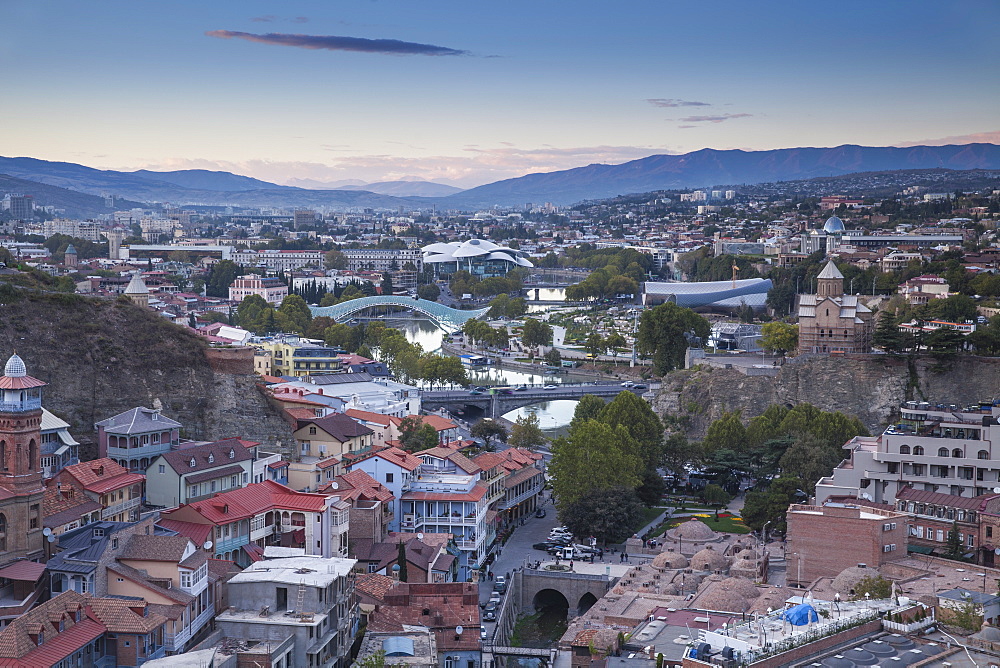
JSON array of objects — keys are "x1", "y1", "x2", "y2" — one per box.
[
  {"x1": 27, "y1": 440, "x2": 37, "y2": 471},
  {"x1": 953, "y1": 448, "x2": 963, "y2": 458},
  {"x1": 899, "y1": 445, "x2": 910, "y2": 455},
  {"x1": 979, "y1": 450, "x2": 990, "y2": 460},
  {"x1": 938, "y1": 448, "x2": 949, "y2": 457},
  {"x1": 0, "y1": 513, "x2": 7, "y2": 552},
  {"x1": 914, "y1": 446, "x2": 924, "y2": 455},
  {"x1": 0, "y1": 440, "x2": 6, "y2": 472}
]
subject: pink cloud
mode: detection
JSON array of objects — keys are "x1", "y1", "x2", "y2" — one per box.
[{"x1": 895, "y1": 130, "x2": 1000, "y2": 147}]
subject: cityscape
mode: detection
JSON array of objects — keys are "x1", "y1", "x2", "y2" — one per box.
[{"x1": 1, "y1": 2, "x2": 1000, "y2": 668}]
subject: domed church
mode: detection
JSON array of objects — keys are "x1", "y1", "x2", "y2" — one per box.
[{"x1": 796, "y1": 260, "x2": 874, "y2": 354}]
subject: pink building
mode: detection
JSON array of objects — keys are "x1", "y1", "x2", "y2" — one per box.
[{"x1": 228, "y1": 275, "x2": 289, "y2": 305}]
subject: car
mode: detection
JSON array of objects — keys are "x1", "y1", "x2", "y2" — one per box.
[
  {"x1": 469, "y1": 390, "x2": 483, "y2": 395},
  {"x1": 481, "y1": 627, "x2": 488, "y2": 641},
  {"x1": 533, "y1": 542, "x2": 558, "y2": 551},
  {"x1": 633, "y1": 383, "x2": 648, "y2": 390},
  {"x1": 489, "y1": 591, "x2": 501, "y2": 605},
  {"x1": 535, "y1": 507, "x2": 547, "y2": 518},
  {"x1": 484, "y1": 601, "x2": 498, "y2": 621},
  {"x1": 495, "y1": 576, "x2": 507, "y2": 594},
  {"x1": 515, "y1": 385, "x2": 528, "y2": 391},
  {"x1": 542, "y1": 385, "x2": 557, "y2": 390},
  {"x1": 621, "y1": 381, "x2": 635, "y2": 388}
]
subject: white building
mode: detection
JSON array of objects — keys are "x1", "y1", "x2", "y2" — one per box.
[{"x1": 232, "y1": 249, "x2": 326, "y2": 272}]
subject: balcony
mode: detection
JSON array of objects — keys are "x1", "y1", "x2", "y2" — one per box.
[
  {"x1": 101, "y1": 496, "x2": 141, "y2": 520},
  {"x1": 250, "y1": 524, "x2": 275, "y2": 541},
  {"x1": 0, "y1": 398, "x2": 41, "y2": 412},
  {"x1": 165, "y1": 604, "x2": 215, "y2": 652}
]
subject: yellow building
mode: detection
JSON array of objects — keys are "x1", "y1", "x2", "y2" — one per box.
[
  {"x1": 289, "y1": 413, "x2": 375, "y2": 490},
  {"x1": 255, "y1": 337, "x2": 343, "y2": 378}
]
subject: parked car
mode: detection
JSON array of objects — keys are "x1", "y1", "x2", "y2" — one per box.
[
  {"x1": 484, "y1": 601, "x2": 498, "y2": 621},
  {"x1": 481, "y1": 627, "x2": 488, "y2": 641},
  {"x1": 489, "y1": 591, "x2": 501, "y2": 605},
  {"x1": 542, "y1": 385, "x2": 557, "y2": 390},
  {"x1": 621, "y1": 381, "x2": 635, "y2": 388},
  {"x1": 469, "y1": 390, "x2": 483, "y2": 395},
  {"x1": 633, "y1": 383, "x2": 648, "y2": 390},
  {"x1": 495, "y1": 575, "x2": 507, "y2": 594},
  {"x1": 535, "y1": 507, "x2": 547, "y2": 518},
  {"x1": 533, "y1": 542, "x2": 559, "y2": 551}
]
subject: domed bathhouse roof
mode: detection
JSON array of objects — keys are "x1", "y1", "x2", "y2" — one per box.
[
  {"x1": 652, "y1": 551, "x2": 689, "y2": 570},
  {"x1": 831, "y1": 564, "x2": 876, "y2": 596},
  {"x1": 669, "y1": 519, "x2": 718, "y2": 541},
  {"x1": 823, "y1": 215, "x2": 846, "y2": 233},
  {"x1": 4, "y1": 353, "x2": 26, "y2": 378},
  {"x1": 690, "y1": 545, "x2": 730, "y2": 572}
]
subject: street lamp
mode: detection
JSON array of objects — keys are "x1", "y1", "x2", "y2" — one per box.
[{"x1": 834, "y1": 593, "x2": 841, "y2": 618}]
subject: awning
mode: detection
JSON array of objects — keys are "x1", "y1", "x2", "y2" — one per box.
[
  {"x1": 908, "y1": 544, "x2": 934, "y2": 554},
  {"x1": 53, "y1": 444, "x2": 70, "y2": 457},
  {"x1": 58, "y1": 431, "x2": 79, "y2": 446},
  {"x1": 242, "y1": 543, "x2": 266, "y2": 563}
]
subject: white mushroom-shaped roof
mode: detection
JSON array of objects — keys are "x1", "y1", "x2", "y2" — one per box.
[
  {"x1": 672, "y1": 520, "x2": 718, "y2": 541},
  {"x1": 4, "y1": 354, "x2": 26, "y2": 378},
  {"x1": 452, "y1": 238, "x2": 503, "y2": 257},
  {"x1": 690, "y1": 545, "x2": 730, "y2": 572},
  {"x1": 421, "y1": 240, "x2": 534, "y2": 267}
]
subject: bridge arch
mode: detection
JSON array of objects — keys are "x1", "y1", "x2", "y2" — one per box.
[
  {"x1": 309, "y1": 296, "x2": 489, "y2": 329},
  {"x1": 577, "y1": 592, "x2": 598, "y2": 616},
  {"x1": 532, "y1": 588, "x2": 570, "y2": 615}
]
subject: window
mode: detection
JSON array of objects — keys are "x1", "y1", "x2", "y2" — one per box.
[
  {"x1": 158, "y1": 464, "x2": 165, "y2": 474},
  {"x1": 386, "y1": 473, "x2": 394, "y2": 483},
  {"x1": 208, "y1": 454, "x2": 214, "y2": 464},
  {"x1": 953, "y1": 449, "x2": 964, "y2": 458},
  {"x1": 229, "y1": 449, "x2": 235, "y2": 459},
  {"x1": 938, "y1": 448, "x2": 949, "y2": 457},
  {"x1": 979, "y1": 450, "x2": 990, "y2": 460},
  {"x1": 989, "y1": 527, "x2": 994, "y2": 538},
  {"x1": 309, "y1": 427, "x2": 317, "y2": 435},
  {"x1": 210, "y1": 481, "x2": 216, "y2": 492},
  {"x1": 243, "y1": 472, "x2": 249, "y2": 484},
  {"x1": 968, "y1": 534, "x2": 976, "y2": 547},
  {"x1": 231, "y1": 475, "x2": 238, "y2": 488},
  {"x1": 29, "y1": 504, "x2": 39, "y2": 529},
  {"x1": 899, "y1": 445, "x2": 910, "y2": 455},
  {"x1": 190, "y1": 458, "x2": 196, "y2": 468},
  {"x1": 181, "y1": 572, "x2": 192, "y2": 588},
  {"x1": 914, "y1": 446, "x2": 925, "y2": 456},
  {"x1": 112, "y1": 538, "x2": 119, "y2": 549},
  {"x1": 936, "y1": 530, "x2": 945, "y2": 542}
]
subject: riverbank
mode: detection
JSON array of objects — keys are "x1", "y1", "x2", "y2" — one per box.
[{"x1": 442, "y1": 340, "x2": 651, "y2": 381}]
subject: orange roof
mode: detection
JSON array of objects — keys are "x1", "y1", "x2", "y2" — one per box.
[
  {"x1": 418, "y1": 448, "x2": 480, "y2": 474},
  {"x1": 349, "y1": 446, "x2": 422, "y2": 472},
  {"x1": 330, "y1": 469, "x2": 394, "y2": 503},
  {"x1": 285, "y1": 407, "x2": 324, "y2": 421},
  {"x1": 402, "y1": 483, "x2": 487, "y2": 503},
  {"x1": 161, "y1": 480, "x2": 330, "y2": 525},
  {"x1": 58, "y1": 458, "x2": 145, "y2": 494},
  {"x1": 345, "y1": 409, "x2": 395, "y2": 426}
]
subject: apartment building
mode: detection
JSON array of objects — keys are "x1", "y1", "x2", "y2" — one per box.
[
  {"x1": 215, "y1": 555, "x2": 358, "y2": 668},
  {"x1": 816, "y1": 398, "x2": 1000, "y2": 506},
  {"x1": 229, "y1": 274, "x2": 289, "y2": 304},
  {"x1": 232, "y1": 249, "x2": 326, "y2": 272}
]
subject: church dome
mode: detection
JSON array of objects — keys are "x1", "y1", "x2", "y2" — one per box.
[
  {"x1": 125, "y1": 274, "x2": 149, "y2": 295},
  {"x1": 4, "y1": 354, "x2": 26, "y2": 378},
  {"x1": 823, "y1": 216, "x2": 846, "y2": 233}
]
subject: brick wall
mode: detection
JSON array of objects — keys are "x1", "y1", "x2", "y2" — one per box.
[
  {"x1": 205, "y1": 347, "x2": 255, "y2": 375},
  {"x1": 786, "y1": 505, "x2": 909, "y2": 585}
]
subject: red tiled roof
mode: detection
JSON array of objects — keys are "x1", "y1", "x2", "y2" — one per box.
[
  {"x1": 161, "y1": 480, "x2": 330, "y2": 525},
  {"x1": 896, "y1": 486, "x2": 997, "y2": 511},
  {"x1": 345, "y1": 409, "x2": 394, "y2": 426},
  {"x1": 418, "y1": 448, "x2": 480, "y2": 474},
  {"x1": 156, "y1": 519, "x2": 213, "y2": 547},
  {"x1": 0, "y1": 561, "x2": 45, "y2": 582},
  {"x1": 58, "y1": 458, "x2": 144, "y2": 495},
  {"x1": 349, "y1": 446, "x2": 422, "y2": 471},
  {"x1": 0, "y1": 376, "x2": 46, "y2": 390},
  {"x1": 285, "y1": 407, "x2": 324, "y2": 421}
]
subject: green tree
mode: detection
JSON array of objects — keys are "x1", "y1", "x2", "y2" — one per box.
[
  {"x1": 702, "y1": 411, "x2": 747, "y2": 455},
  {"x1": 598, "y1": 391, "x2": 663, "y2": 471},
  {"x1": 948, "y1": 592, "x2": 985, "y2": 631},
  {"x1": 549, "y1": 420, "x2": 642, "y2": 509},
  {"x1": 703, "y1": 484, "x2": 731, "y2": 519},
  {"x1": 276, "y1": 294, "x2": 312, "y2": 335},
  {"x1": 521, "y1": 318, "x2": 553, "y2": 348},
  {"x1": 873, "y1": 312, "x2": 905, "y2": 353},
  {"x1": 561, "y1": 487, "x2": 644, "y2": 545},
  {"x1": 471, "y1": 419, "x2": 508, "y2": 451},
  {"x1": 398, "y1": 417, "x2": 439, "y2": 452},
  {"x1": 740, "y1": 476, "x2": 803, "y2": 533},
  {"x1": 396, "y1": 542, "x2": 408, "y2": 582},
  {"x1": 544, "y1": 348, "x2": 562, "y2": 366},
  {"x1": 759, "y1": 322, "x2": 798, "y2": 358},
  {"x1": 662, "y1": 432, "x2": 702, "y2": 479},
  {"x1": 235, "y1": 294, "x2": 272, "y2": 334},
  {"x1": 850, "y1": 574, "x2": 892, "y2": 601},
  {"x1": 417, "y1": 283, "x2": 440, "y2": 301},
  {"x1": 570, "y1": 395, "x2": 606, "y2": 432},
  {"x1": 605, "y1": 331, "x2": 627, "y2": 365},
  {"x1": 585, "y1": 332, "x2": 605, "y2": 359},
  {"x1": 637, "y1": 302, "x2": 711, "y2": 374},
  {"x1": 380, "y1": 273, "x2": 395, "y2": 295},
  {"x1": 509, "y1": 412, "x2": 547, "y2": 451},
  {"x1": 777, "y1": 434, "x2": 846, "y2": 492},
  {"x1": 206, "y1": 259, "x2": 240, "y2": 297},
  {"x1": 947, "y1": 520, "x2": 965, "y2": 559},
  {"x1": 325, "y1": 249, "x2": 348, "y2": 270}
]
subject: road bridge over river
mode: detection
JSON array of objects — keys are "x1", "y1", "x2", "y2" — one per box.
[{"x1": 421, "y1": 382, "x2": 654, "y2": 418}]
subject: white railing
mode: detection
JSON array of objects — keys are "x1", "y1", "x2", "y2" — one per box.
[
  {"x1": 250, "y1": 525, "x2": 274, "y2": 541},
  {"x1": 165, "y1": 604, "x2": 215, "y2": 652},
  {"x1": 102, "y1": 496, "x2": 141, "y2": 519}
]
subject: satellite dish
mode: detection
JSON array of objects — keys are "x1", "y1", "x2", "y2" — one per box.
[
  {"x1": 330, "y1": 482, "x2": 339, "y2": 490},
  {"x1": 47, "y1": 535, "x2": 55, "y2": 543},
  {"x1": 203, "y1": 541, "x2": 213, "y2": 550},
  {"x1": 417, "y1": 533, "x2": 424, "y2": 541},
  {"x1": 995, "y1": 548, "x2": 1000, "y2": 556},
  {"x1": 42, "y1": 527, "x2": 52, "y2": 537},
  {"x1": 993, "y1": 487, "x2": 1000, "y2": 494},
  {"x1": 456, "y1": 626, "x2": 463, "y2": 636}
]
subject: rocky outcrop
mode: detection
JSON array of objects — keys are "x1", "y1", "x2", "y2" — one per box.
[
  {"x1": 0, "y1": 292, "x2": 295, "y2": 457},
  {"x1": 653, "y1": 354, "x2": 1000, "y2": 437}
]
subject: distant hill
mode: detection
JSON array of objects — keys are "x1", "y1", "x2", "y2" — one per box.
[
  {"x1": 441, "y1": 143, "x2": 1000, "y2": 207},
  {"x1": 130, "y1": 169, "x2": 286, "y2": 192},
  {"x1": 0, "y1": 173, "x2": 144, "y2": 218},
  {"x1": 338, "y1": 180, "x2": 463, "y2": 197}
]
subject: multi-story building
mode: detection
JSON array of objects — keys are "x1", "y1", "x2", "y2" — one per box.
[
  {"x1": 290, "y1": 412, "x2": 376, "y2": 487},
  {"x1": 229, "y1": 274, "x2": 289, "y2": 304},
  {"x1": 159, "y1": 480, "x2": 351, "y2": 565},
  {"x1": 785, "y1": 503, "x2": 910, "y2": 586},
  {"x1": 327, "y1": 469, "x2": 394, "y2": 548},
  {"x1": 344, "y1": 447, "x2": 422, "y2": 533},
  {"x1": 38, "y1": 408, "x2": 79, "y2": 479},
  {"x1": 796, "y1": 260, "x2": 874, "y2": 354},
  {"x1": 893, "y1": 486, "x2": 988, "y2": 560},
  {"x1": 96, "y1": 406, "x2": 183, "y2": 470},
  {"x1": 2, "y1": 194, "x2": 33, "y2": 221},
  {"x1": 816, "y1": 398, "x2": 1000, "y2": 506},
  {"x1": 341, "y1": 248, "x2": 423, "y2": 289},
  {"x1": 54, "y1": 458, "x2": 146, "y2": 523},
  {"x1": 899, "y1": 275, "x2": 951, "y2": 306},
  {"x1": 214, "y1": 555, "x2": 358, "y2": 668},
  {"x1": 256, "y1": 336, "x2": 343, "y2": 377},
  {"x1": 232, "y1": 248, "x2": 326, "y2": 272},
  {"x1": 146, "y1": 437, "x2": 255, "y2": 507}
]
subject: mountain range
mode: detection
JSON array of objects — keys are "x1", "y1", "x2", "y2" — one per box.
[{"x1": 2, "y1": 143, "x2": 999, "y2": 212}]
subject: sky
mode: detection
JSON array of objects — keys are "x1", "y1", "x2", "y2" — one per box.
[{"x1": 1, "y1": 0, "x2": 998, "y2": 189}]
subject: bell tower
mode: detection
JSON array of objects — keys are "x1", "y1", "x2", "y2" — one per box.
[{"x1": 0, "y1": 353, "x2": 45, "y2": 494}]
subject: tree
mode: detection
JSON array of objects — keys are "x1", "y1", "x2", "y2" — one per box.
[
  {"x1": 206, "y1": 259, "x2": 240, "y2": 297},
  {"x1": 585, "y1": 332, "x2": 605, "y2": 359},
  {"x1": 521, "y1": 318, "x2": 553, "y2": 348},
  {"x1": 396, "y1": 541, "x2": 408, "y2": 582},
  {"x1": 398, "y1": 417, "x2": 439, "y2": 452},
  {"x1": 544, "y1": 348, "x2": 562, "y2": 366},
  {"x1": 740, "y1": 476, "x2": 804, "y2": 533},
  {"x1": 561, "y1": 487, "x2": 644, "y2": 545},
  {"x1": 637, "y1": 302, "x2": 711, "y2": 374},
  {"x1": 702, "y1": 411, "x2": 747, "y2": 455},
  {"x1": 759, "y1": 322, "x2": 798, "y2": 358},
  {"x1": 417, "y1": 283, "x2": 440, "y2": 301},
  {"x1": 549, "y1": 420, "x2": 642, "y2": 509},
  {"x1": 235, "y1": 294, "x2": 272, "y2": 334},
  {"x1": 380, "y1": 273, "x2": 395, "y2": 295},
  {"x1": 471, "y1": 419, "x2": 508, "y2": 451},
  {"x1": 570, "y1": 395, "x2": 606, "y2": 432},
  {"x1": 661, "y1": 432, "x2": 702, "y2": 479},
  {"x1": 850, "y1": 574, "x2": 891, "y2": 601},
  {"x1": 276, "y1": 294, "x2": 312, "y2": 335},
  {"x1": 947, "y1": 520, "x2": 965, "y2": 559},
  {"x1": 325, "y1": 250, "x2": 348, "y2": 270},
  {"x1": 873, "y1": 312, "x2": 905, "y2": 353},
  {"x1": 509, "y1": 412, "x2": 547, "y2": 451},
  {"x1": 598, "y1": 391, "x2": 663, "y2": 471},
  {"x1": 605, "y1": 331, "x2": 627, "y2": 365},
  {"x1": 703, "y1": 484, "x2": 731, "y2": 519},
  {"x1": 777, "y1": 434, "x2": 846, "y2": 491}
]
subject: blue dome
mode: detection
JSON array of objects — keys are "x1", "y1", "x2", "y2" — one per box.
[{"x1": 823, "y1": 216, "x2": 846, "y2": 233}]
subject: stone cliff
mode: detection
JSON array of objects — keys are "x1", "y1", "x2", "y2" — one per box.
[
  {"x1": 653, "y1": 354, "x2": 1000, "y2": 437},
  {"x1": 0, "y1": 292, "x2": 295, "y2": 457}
]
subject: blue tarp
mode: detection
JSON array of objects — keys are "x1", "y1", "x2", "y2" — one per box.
[{"x1": 781, "y1": 603, "x2": 819, "y2": 626}]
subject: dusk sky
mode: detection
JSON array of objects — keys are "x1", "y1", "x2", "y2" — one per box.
[{"x1": 2, "y1": 1, "x2": 998, "y2": 188}]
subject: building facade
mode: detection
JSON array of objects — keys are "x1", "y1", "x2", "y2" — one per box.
[
  {"x1": 797, "y1": 260, "x2": 874, "y2": 354},
  {"x1": 229, "y1": 274, "x2": 289, "y2": 305}
]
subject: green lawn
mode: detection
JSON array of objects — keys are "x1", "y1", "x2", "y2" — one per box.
[{"x1": 652, "y1": 514, "x2": 751, "y2": 536}]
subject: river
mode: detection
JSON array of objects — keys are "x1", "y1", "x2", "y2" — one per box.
[{"x1": 387, "y1": 316, "x2": 580, "y2": 433}]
